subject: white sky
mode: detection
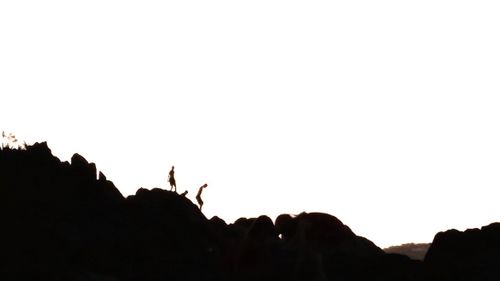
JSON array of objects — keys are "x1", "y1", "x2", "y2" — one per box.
[{"x1": 1, "y1": 1, "x2": 500, "y2": 248}]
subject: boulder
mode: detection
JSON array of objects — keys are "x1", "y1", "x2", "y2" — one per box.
[{"x1": 425, "y1": 223, "x2": 500, "y2": 281}]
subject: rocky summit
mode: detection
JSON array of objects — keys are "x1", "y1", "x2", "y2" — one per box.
[{"x1": 0, "y1": 143, "x2": 499, "y2": 281}]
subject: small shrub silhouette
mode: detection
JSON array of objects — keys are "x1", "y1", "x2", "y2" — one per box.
[{"x1": 1, "y1": 131, "x2": 26, "y2": 150}]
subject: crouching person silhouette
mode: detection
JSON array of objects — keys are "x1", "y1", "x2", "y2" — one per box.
[{"x1": 196, "y1": 183, "x2": 208, "y2": 211}]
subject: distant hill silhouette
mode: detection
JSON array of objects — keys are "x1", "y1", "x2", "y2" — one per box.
[
  {"x1": 0, "y1": 142, "x2": 499, "y2": 280},
  {"x1": 384, "y1": 243, "x2": 430, "y2": 261}
]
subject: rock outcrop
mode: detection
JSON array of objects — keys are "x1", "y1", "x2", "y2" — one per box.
[
  {"x1": 425, "y1": 223, "x2": 500, "y2": 281},
  {"x1": 0, "y1": 143, "x2": 498, "y2": 281}
]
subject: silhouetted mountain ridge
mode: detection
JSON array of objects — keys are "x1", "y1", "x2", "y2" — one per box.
[{"x1": 1, "y1": 143, "x2": 499, "y2": 280}]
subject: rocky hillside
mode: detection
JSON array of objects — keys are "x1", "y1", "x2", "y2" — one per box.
[
  {"x1": 425, "y1": 223, "x2": 500, "y2": 281},
  {"x1": 0, "y1": 143, "x2": 498, "y2": 281}
]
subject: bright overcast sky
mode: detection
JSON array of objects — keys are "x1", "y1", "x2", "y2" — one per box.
[{"x1": 1, "y1": 1, "x2": 500, "y2": 248}]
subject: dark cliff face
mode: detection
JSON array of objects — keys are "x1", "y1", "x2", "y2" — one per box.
[
  {"x1": 0, "y1": 143, "x2": 498, "y2": 281},
  {"x1": 425, "y1": 223, "x2": 500, "y2": 281}
]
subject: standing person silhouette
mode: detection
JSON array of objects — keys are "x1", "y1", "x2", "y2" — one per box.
[
  {"x1": 196, "y1": 183, "x2": 208, "y2": 211},
  {"x1": 168, "y1": 166, "x2": 177, "y2": 192}
]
